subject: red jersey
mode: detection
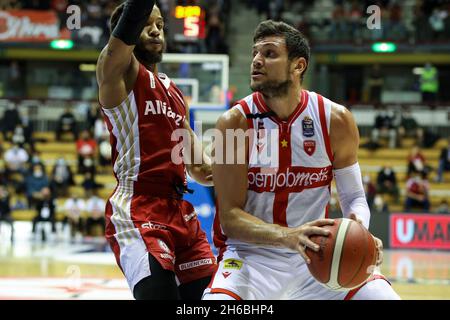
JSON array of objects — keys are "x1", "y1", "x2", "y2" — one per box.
[{"x1": 102, "y1": 63, "x2": 187, "y2": 190}]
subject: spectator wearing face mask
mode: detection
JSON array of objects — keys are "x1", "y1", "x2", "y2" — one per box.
[
  {"x1": 76, "y1": 130, "x2": 97, "y2": 175},
  {"x1": 24, "y1": 163, "x2": 49, "y2": 208},
  {"x1": 50, "y1": 157, "x2": 75, "y2": 198},
  {"x1": 55, "y1": 107, "x2": 78, "y2": 141},
  {"x1": 398, "y1": 109, "x2": 424, "y2": 148},
  {"x1": 404, "y1": 171, "x2": 430, "y2": 212},
  {"x1": 27, "y1": 150, "x2": 45, "y2": 168},
  {"x1": 32, "y1": 187, "x2": 56, "y2": 240},
  {"x1": 376, "y1": 165, "x2": 400, "y2": 203},
  {"x1": 370, "y1": 109, "x2": 398, "y2": 149}
]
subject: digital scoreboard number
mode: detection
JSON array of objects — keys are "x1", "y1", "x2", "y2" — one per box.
[{"x1": 170, "y1": 6, "x2": 206, "y2": 42}]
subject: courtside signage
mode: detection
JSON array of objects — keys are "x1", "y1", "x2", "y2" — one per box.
[
  {"x1": 390, "y1": 213, "x2": 450, "y2": 250},
  {"x1": 0, "y1": 10, "x2": 70, "y2": 42}
]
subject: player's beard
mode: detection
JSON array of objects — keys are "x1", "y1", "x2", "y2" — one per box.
[
  {"x1": 134, "y1": 42, "x2": 164, "y2": 66},
  {"x1": 250, "y1": 68, "x2": 292, "y2": 98}
]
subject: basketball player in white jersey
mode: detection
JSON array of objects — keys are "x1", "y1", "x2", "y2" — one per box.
[{"x1": 203, "y1": 20, "x2": 400, "y2": 300}]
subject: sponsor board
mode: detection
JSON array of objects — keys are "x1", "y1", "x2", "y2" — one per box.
[
  {"x1": 390, "y1": 213, "x2": 450, "y2": 250},
  {"x1": 0, "y1": 10, "x2": 70, "y2": 42}
]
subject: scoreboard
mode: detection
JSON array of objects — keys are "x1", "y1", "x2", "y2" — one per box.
[{"x1": 169, "y1": 5, "x2": 206, "y2": 42}]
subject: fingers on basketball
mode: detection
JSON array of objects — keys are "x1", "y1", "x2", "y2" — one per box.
[
  {"x1": 304, "y1": 226, "x2": 331, "y2": 237},
  {"x1": 297, "y1": 240, "x2": 311, "y2": 264},
  {"x1": 309, "y1": 219, "x2": 335, "y2": 227}
]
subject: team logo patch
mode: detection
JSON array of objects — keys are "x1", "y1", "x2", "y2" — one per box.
[
  {"x1": 302, "y1": 116, "x2": 315, "y2": 137},
  {"x1": 157, "y1": 239, "x2": 171, "y2": 253},
  {"x1": 222, "y1": 272, "x2": 231, "y2": 278},
  {"x1": 304, "y1": 140, "x2": 316, "y2": 156},
  {"x1": 223, "y1": 259, "x2": 243, "y2": 270}
]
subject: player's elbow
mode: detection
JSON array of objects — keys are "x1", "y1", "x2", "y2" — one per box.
[
  {"x1": 98, "y1": 62, "x2": 128, "y2": 86},
  {"x1": 218, "y1": 207, "x2": 241, "y2": 237}
]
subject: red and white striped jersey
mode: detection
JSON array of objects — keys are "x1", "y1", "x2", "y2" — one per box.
[
  {"x1": 102, "y1": 63, "x2": 188, "y2": 190},
  {"x1": 214, "y1": 90, "x2": 336, "y2": 254}
]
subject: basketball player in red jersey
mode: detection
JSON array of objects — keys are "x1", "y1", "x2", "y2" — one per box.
[
  {"x1": 203, "y1": 20, "x2": 400, "y2": 300},
  {"x1": 96, "y1": 0, "x2": 216, "y2": 300}
]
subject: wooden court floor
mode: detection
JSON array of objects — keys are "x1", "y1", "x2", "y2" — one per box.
[{"x1": 0, "y1": 222, "x2": 448, "y2": 300}]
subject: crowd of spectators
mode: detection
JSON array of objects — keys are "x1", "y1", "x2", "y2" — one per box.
[
  {"x1": 244, "y1": 0, "x2": 450, "y2": 44},
  {"x1": 366, "y1": 107, "x2": 439, "y2": 150},
  {"x1": 0, "y1": 103, "x2": 109, "y2": 242}
]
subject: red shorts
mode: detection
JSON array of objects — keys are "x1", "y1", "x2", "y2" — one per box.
[{"x1": 105, "y1": 193, "x2": 216, "y2": 290}]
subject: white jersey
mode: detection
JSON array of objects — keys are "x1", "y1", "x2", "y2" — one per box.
[{"x1": 213, "y1": 90, "x2": 337, "y2": 254}]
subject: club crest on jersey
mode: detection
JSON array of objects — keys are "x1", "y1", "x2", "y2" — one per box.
[
  {"x1": 304, "y1": 140, "x2": 316, "y2": 156},
  {"x1": 157, "y1": 239, "x2": 171, "y2": 253},
  {"x1": 302, "y1": 116, "x2": 314, "y2": 137}
]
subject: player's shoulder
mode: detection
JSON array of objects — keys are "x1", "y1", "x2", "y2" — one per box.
[
  {"x1": 153, "y1": 72, "x2": 171, "y2": 90},
  {"x1": 308, "y1": 91, "x2": 355, "y2": 129},
  {"x1": 215, "y1": 100, "x2": 251, "y2": 131}
]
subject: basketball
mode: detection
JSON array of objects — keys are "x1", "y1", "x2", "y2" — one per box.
[{"x1": 306, "y1": 218, "x2": 377, "y2": 291}]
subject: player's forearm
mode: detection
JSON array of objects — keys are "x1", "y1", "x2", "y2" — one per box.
[
  {"x1": 335, "y1": 162, "x2": 371, "y2": 228},
  {"x1": 221, "y1": 208, "x2": 286, "y2": 247},
  {"x1": 185, "y1": 130, "x2": 213, "y2": 185},
  {"x1": 99, "y1": 0, "x2": 155, "y2": 81}
]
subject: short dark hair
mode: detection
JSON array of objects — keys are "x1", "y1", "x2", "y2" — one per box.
[{"x1": 253, "y1": 20, "x2": 310, "y2": 81}]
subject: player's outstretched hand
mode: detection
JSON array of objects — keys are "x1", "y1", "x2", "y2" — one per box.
[{"x1": 282, "y1": 219, "x2": 335, "y2": 264}]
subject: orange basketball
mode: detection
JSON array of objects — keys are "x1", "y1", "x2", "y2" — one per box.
[{"x1": 306, "y1": 218, "x2": 377, "y2": 291}]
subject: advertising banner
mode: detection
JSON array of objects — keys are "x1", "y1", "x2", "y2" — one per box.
[
  {"x1": 390, "y1": 213, "x2": 450, "y2": 250},
  {"x1": 0, "y1": 10, "x2": 69, "y2": 42}
]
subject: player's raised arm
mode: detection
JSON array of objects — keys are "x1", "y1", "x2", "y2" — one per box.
[{"x1": 96, "y1": 0, "x2": 155, "y2": 107}]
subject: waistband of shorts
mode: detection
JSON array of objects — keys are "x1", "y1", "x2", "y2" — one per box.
[{"x1": 132, "y1": 181, "x2": 190, "y2": 199}]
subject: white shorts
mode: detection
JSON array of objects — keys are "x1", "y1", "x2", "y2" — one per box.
[{"x1": 203, "y1": 246, "x2": 388, "y2": 300}]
